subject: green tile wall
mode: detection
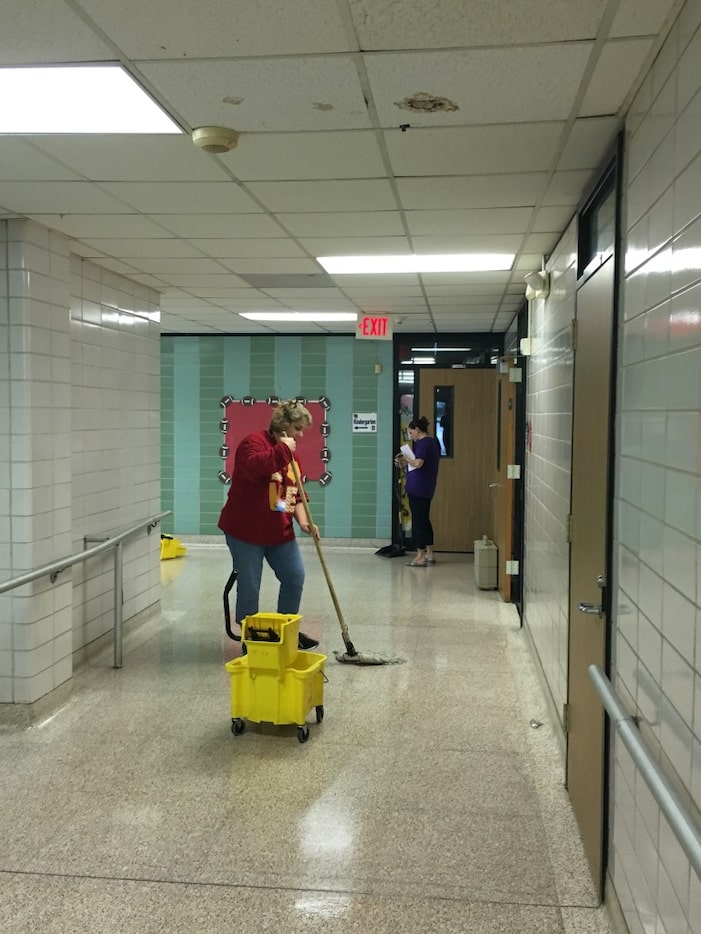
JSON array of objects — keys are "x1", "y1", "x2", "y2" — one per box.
[{"x1": 161, "y1": 334, "x2": 394, "y2": 538}]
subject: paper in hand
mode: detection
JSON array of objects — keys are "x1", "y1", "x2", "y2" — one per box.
[{"x1": 400, "y1": 443, "x2": 417, "y2": 470}]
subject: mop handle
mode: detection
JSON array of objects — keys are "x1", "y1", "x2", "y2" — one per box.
[{"x1": 286, "y1": 451, "x2": 352, "y2": 643}]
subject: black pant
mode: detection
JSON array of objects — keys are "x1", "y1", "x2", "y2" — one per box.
[{"x1": 408, "y1": 494, "x2": 433, "y2": 550}]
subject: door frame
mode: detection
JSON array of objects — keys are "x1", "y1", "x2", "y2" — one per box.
[{"x1": 566, "y1": 145, "x2": 623, "y2": 896}]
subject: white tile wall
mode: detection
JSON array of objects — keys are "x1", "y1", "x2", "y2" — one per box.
[
  {"x1": 523, "y1": 220, "x2": 577, "y2": 723},
  {"x1": 70, "y1": 258, "x2": 161, "y2": 653},
  {"x1": 0, "y1": 224, "x2": 162, "y2": 709},
  {"x1": 0, "y1": 224, "x2": 9, "y2": 686},
  {"x1": 612, "y1": 0, "x2": 701, "y2": 930},
  {"x1": 522, "y1": 5, "x2": 701, "y2": 929},
  {"x1": 0, "y1": 218, "x2": 72, "y2": 705}
]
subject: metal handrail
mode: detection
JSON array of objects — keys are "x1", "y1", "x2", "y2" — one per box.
[
  {"x1": 0, "y1": 510, "x2": 171, "y2": 668},
  {"x1": 588, "y1": 664, "x2": 701, "y2": 878}
]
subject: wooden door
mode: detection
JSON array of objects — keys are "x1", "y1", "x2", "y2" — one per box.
[
  {"x1": 419, "y1": 369, "x2": 496, "y2": 551},
  {"x1": 566, "y1": 256, "x2": 614, "y2": 897}
]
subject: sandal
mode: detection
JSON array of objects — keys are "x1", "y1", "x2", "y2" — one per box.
[{"x1": 407, "y1": 558, "x2": 427, "y2": 567}]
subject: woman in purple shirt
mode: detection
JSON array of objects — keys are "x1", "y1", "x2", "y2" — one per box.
[{"x1": 395, "y1": 416, "x2": 441, "y2": 567}]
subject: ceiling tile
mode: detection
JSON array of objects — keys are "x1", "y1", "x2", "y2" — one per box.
[
  {"x1": 332, "y1": 273, "x2": 420, "y2": 288},
  {"x1": 100, "y1": 182, "x2": 264, "y2": 214},
  {"x1": 277, "y1": 212, "x2": 405, "y2": 238},
  {"x1": 217, "y1": 258, "x2": 321, "y2": 274},
  {"x1": 140, "y1": 57, "x2": 370, "y2": 132},
  {"x1": 262, "y1": 288, "x2": 347, "y2": 299},
  {"x1": 120, "y1": 257, "x2": 230, "y2": 275},
  {"x1": 541, "y1": 170, "x2": 593, "y2": 205},
  {"x1": 299, "y1": 236, "x2": 412, "y2": 255},
  {"x1": 247, "y1": 180, "x2": 398, "y2": 213},
  {"x1": 78, "y1": 238, "x2": 206, "y2": 258},
  {"x1": 229, "y1": 132, "x2": 386, "y2": 181},
  {"x1": 78, "y1": 0, "x2": 351, "y2": 57},
  {"x1": 423, "y1": 284, "x2": 507, "y2": 296},
  {"x1": 153, "y1": 215, "x2": 284, "y2": 238},
  {"x1": 531, "y1": 206, "x2": 577, "y2": 233},
  {"x1": 396, "y1": 175, "x2": 550, "y2": 209},
  {"x1": 205, "y1": 298, "x2": 286, "y2": 310},
  {"x1": 153, "y1": 273, "x2": 248, "y2": 288},
  {"x1": 610, "y1": 0, "x2": 681, "y2": 38},
  {"x1": 29, "y1": 135, "x2": 227, "y2": 182},
  {"x1": 513, "y1": 253, "x2": 555, "y2": 272},
  {"x1": 349, "y1": 0, "x2": 607, "y2": 49},
  {"x1": 188, "y1": 238, "x2": 308, "y2": 259},
  {"x1": 558, "y1": 117, "x2": 622, "y2": 170},
  {"x1": 0, "y1": 140, "x2": 81, "y2": 181},
  {"x1": 0, "y1": 0, "x2": 115, "y2": 64},
  {"x1": 28, "y1": 214, "x2": 178, "y2": 239},
  {"x1": 0, "y1": 182, "x2": 134, "y2": 214},
  {"x1": 522, "y1": 232, "x2": 563, "y2": 254},
  {"x1": 405, "y1": 208, "x2": 534, "y2": 236},
  {"x1": 341, "y1": 287, "x2": 424, "y2": 299},
  {"x1": 277, "y1": 298, "x2": 357, "y2": 310},
  {"x1": 175, "y1": 287, "x2": 266, "y2": 299},
  {"x1": 410, "y1": 234, "x2": 523, "y2": 252},
  {"x1": 367, "y1": 45, "x2": 592, "y2": 126},
  {"x1": 385, "y1": 124, "x2": 565, "y2": 176},
  {"x1": 580, "y1": 38, "x2": 656, "y2": 116}
]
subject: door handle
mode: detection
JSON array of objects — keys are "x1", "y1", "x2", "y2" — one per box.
[
  {"x1": 488, "y1": 482, "x2": 499, "y2": 488},
  {"x1": 578, "y1": 602, "x2": 603, "y2": 617}
]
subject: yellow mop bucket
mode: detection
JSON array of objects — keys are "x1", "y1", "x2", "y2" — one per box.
[{"x1": 160, "y1": 534, "x2": 187, "y2": 560}]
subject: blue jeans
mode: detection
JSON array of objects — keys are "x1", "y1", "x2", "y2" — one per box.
[{"x1": 225, "y1": 535, "x2": 305, "y2": 626}]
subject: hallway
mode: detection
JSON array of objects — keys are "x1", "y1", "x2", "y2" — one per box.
[{"x1": 0, "y1": 544, "x2": 612, "y2": 933}]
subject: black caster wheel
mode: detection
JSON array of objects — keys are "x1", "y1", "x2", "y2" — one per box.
[
  {"x1": 297, "y1": 725, "x2": 310, "y2": 743},
  {"x1": 315, "y1": 705, "x2": 324, "y2": 723},
  {"x1": 231, "y1": 718, "x2": 245, "y2": 735}
]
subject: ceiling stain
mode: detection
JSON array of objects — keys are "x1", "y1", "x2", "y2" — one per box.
[
  {"x1": 395, "y1": 92, "x2": 459, "y2": 114},
  {"x1": 312, "y1": 101, "x2": 334, "y2": 111},
  {"x1": 223, "y1": 96, "x2": 244, "y2": 106}
]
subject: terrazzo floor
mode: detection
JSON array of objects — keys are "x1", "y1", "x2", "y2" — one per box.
[{"x1": 0, "y1": 544, "x2": 614, "y2": 933}]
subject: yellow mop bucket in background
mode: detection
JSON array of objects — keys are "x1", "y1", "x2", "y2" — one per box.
[{"x1": 160, "y1": 534, "x2": 187, "y2": 560}]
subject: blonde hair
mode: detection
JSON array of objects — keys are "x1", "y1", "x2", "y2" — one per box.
[{"x1": 269, "y1": 399, "x2": 312, "y2": 434}]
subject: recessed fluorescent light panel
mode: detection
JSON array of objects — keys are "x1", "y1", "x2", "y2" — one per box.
[
  {"x1": 317, "y1": 254, "x2": 515, "y2": 274},
  {"x1": 0, "y1": 66, "x2": 181, "y2": 133},
  {"x1": 239, "y1": 312, "x2": 357, "y2": 322}
]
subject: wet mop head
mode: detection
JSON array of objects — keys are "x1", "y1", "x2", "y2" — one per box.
[{"x1": 334, "y1": 650, "x2": 406, "y2": 666}]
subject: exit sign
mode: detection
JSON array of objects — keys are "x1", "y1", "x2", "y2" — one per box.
[{"x1": 356, "y1": 314, "x2": 393, "y2": 341}]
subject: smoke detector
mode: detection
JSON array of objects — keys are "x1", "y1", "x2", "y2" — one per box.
[{"x1": 191, "y1": 126, "x2": 239, "y2": 153}]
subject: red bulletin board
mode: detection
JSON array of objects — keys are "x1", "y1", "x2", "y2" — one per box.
[{"x1": 217, "y1": 396, "x2": 331, "y2": 485}]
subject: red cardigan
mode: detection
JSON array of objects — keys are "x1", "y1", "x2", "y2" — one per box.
[{"x1": 218, "y1": 430, "x2": 304, "y2": 545}]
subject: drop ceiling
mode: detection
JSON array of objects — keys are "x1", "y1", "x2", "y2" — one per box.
[{"x1": 0, "y1": 0, "x2": 683, "y2": 336}]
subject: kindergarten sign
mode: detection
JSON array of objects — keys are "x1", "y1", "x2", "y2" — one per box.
[{"x1": 352, "y1": 412, "x2": 377, "y2": 433}]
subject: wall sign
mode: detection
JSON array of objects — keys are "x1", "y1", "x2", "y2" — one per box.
[{"x1": 352, "y1": 412, "x2": 377, "y2": 433}]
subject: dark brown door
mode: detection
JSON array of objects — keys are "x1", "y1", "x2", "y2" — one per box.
[
  {"x1": 492, "y1": 361, "x2": 517, "y2": 601},
  {"x1": 566, "y1": 256, "x2": 614, "y2": 897}
]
